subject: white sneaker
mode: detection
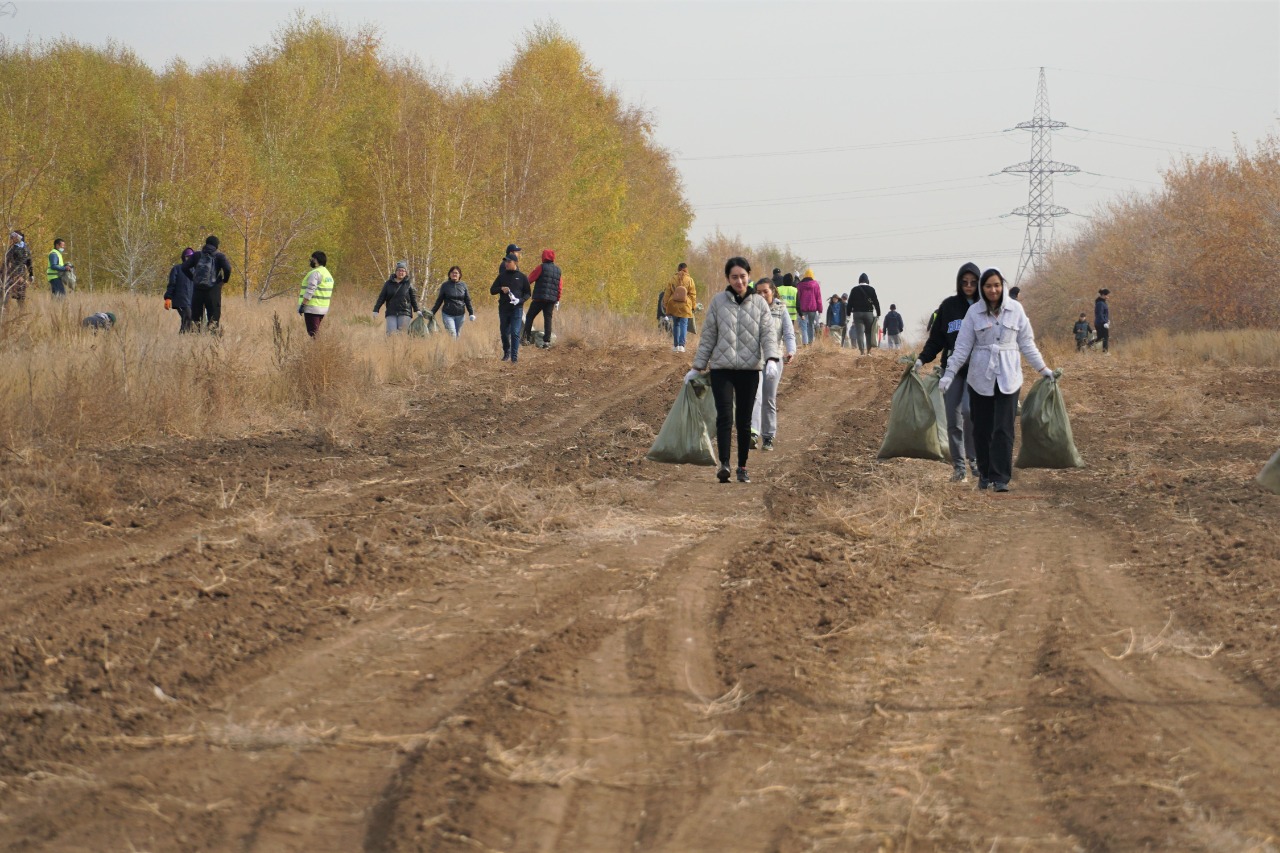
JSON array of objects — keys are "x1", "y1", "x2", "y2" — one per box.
[
  {"x1": 673, "y1": 345, "x2": 680, "y2": 353},
  {"x1": 677, "y1": 345, "x2": 685, "y2": 353}
]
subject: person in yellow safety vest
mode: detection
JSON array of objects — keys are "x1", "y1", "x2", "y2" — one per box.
[
  {"x1": 775, "y1": 272, "x2": 799, "y2": 323},
  {"x1": 46, "y1": 238, "x2": 71, "y2": 296},
  {"x1": 298, "y1": 250, "x2": 334, "y2": 337}
]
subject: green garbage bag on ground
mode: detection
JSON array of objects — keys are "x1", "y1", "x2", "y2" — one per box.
[
  {"x1": 1015, "y1": 370, "x2": 1085, "y2": 469},
  {"x1": 1258, "y1": 448, "x2": 1280, "y2": 494},
  {"x1": 531, "y1": 329, "x2": 557, "y2": 346},
  {"x1": 646, "y1": 373, "x2": 717, "y2": 465},
  {"x1": 408, "y1": 313, "x2": 437, "y2": 338},
  {"x1": 877, "y1": 357, "x2": 949, "y2": 462}
]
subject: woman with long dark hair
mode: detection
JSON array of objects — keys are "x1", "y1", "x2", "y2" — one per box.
[
  {"x1": 429, "y1": 265, "x2": 475, "y2": 338},
  {"x1": 939, "y1": 268, "x2": 1054, "y2": 492},
  {"x1": 690, "y1": 257, "x2": 781, "y2": 483}
]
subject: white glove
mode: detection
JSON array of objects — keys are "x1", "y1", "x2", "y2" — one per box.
[
  {"x1": 469, "y1": 314, "x2": 476, "y2": 322},
  {"x1": 764, "y1": 361, "x2": 779, "y2": 380},
  {"x1": 913, "y1": 359, "x2": 923, "y2": 371},
  {"x1": 371, "y1": 311, "x2": 379, "y2": 321},
  {"x1": 684, "y1": 369, "x2": 702, "y2": 383},
  {"x1": 938, "y1": 376, "x2": 952, "y2": 394},
  {"x1": 1104, "y1": 322, "x2": 1109, "y2": 329},
  {"x1": 509, "y1": 293, "x2": 519, "y2": 305},
  {"x1": 1040, "y1": 367, "x2": 1055, "y2": 379}
]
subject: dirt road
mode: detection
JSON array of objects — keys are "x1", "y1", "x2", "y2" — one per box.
[{"x1": 2, "y1": 341, "x2": 1279, "y2": 851}]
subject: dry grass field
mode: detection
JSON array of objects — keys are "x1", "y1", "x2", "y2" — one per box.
[{"x1": 1, "y1": 294, "x2": 1279, "y2": 851}]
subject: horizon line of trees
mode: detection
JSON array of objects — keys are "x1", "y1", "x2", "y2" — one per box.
[{"x1": 0, "y1": 16, "x2": 694, "y2": 312}]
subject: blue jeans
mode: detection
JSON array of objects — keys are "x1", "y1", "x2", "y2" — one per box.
[
  {"x1": 799, "y1": 311, "x2": 819, "y2": 345},
  {"x1": 672, "y1": 316, "x2": 689, "y2": 348},
  {"x1": 442, "y1": 313, "x2": 464, "y2": 337},
  {"x1": 385, "y1": 314, "x2": 411, "y2": 335},
  {"x1": 500, "y1": 311, "x2": 523, "y2": 360}
]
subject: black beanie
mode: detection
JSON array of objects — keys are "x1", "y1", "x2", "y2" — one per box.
[
  {"x1": 206, "y1": 235, "x2": 219, "y2": 249},
  {"x1": 858, "y1": 273, "x2": 869, "y2": 284}
]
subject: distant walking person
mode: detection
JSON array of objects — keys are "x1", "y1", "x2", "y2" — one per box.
[
  {"x1": 848, "y1": 272, "x2": 880, "y2": 354},
  {"x1": 3, "y1": 230, "x2": 32, "y2": 303},
  {"x1": 491, "y1": 253, "x2": 531, "y2": 362},
  {"x1": 939, "y1": 268, "x2": 1054, "y2": 493},
  {"x1": 750, "y1": 278, "x2": 796, "y2": 452},
  {"x1": 46, "y1": 237, "x2": 72, "y2": 296},
  {"x1": 163, "y1": 248, "x2": 197, "y2": 333},
  {"x1": 1093, "y1": 288, "x2": 1110, "y2": 352},
  {"x1": 825, "y1": 294, "x2": 846, "y2": 346},
  {"x1": 776, "y1": 273, "x2": 799, "y2": 327},
  {"x1": 373, "y1": 261, "x2": 421, "y2": 335},
  {"x1": 429, "y1": 265, "x2": 476, "y2": 338},
  {"x1": 919, "y1": 262, "x2": 981, "y2": 482},
  {"x1": 1073, "y1": 313, "x2": 1091, "y2": 351},
  {"x1": 883, "y1": 303, "x2": 904, "y2": 349},
  {"x1": 795, "y1": 268, "x2": 823, "y2": 346},
  {"x1": 663, "y1": 262, "x2": 697, "y2": 353},
  {"x1": 183, "y1": 235, "x2": 232, "y2": 332},
  {"x1": 524, "y1": 249, "x2": 562, "y2": 348},
  {"x1": 298, "y1": 250, "x2": 334, "y2": 338},
  {"x1": 690, "y1": 257, "x2": 781, "y2": 484}
]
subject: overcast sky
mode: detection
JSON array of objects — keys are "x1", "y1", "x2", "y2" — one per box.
[{"x1": 4, "y1": 1, "x2": 1278, "y2": 328}]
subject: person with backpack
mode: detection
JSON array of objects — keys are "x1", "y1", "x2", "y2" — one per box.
[
  {"x1": 372, "y1": 261, "x2": 422, "y2": 335},
  {"x1": 919, "y1": 262, "x2": 981, "y2": 482},
  {"x1": 298, "y1": 250, "x2": 334, "y2": 337},
  {"x1": 939, "y1": 267, "x2": 1054, "y2": 493},
  {"x1": 490, "y1": 253, "x2": 531, "y2": 363},
  {"x1": 46, "y1": 237, "x2": 72, "y2": 296},
  {"x1": 1094, "y1": 288, "x2": 1111, "y2": 352},
  {"x1": 663, "y1": 262, "x2": 697, "y2": 353},
  {"x1": 523, "y1": 249, "x2": 562, "y2": 348},
  {"x1": 182, "y1": 235, "x2": 232, "y2": 332},
  {"x1": 795, "y1": 268, "x2": 823, "y2": 346},
  {"x1": 689, "y1": 256, "x2": 781, "y2": 484},
  {"x1": 749, "y1": 277, "x2": 796, "y2": 452},
  {"x1": 163, "y1": 248, "x2": 196, "y2": 333},
  {"x1": 1073, "y1": 313, "x2": 1092, "y2": 351},
  {"x1": 428, "y1": 265, "x2": 476, "y2": 338},
  {"x1": 848, "y1": 273, "x2": 880, "y2": 354},
  {"x1": 3, "y1": 230, "x2": 33, "y2": 304},
  {"x1": 883, "y1": 303, "x2": 905, "y2": 349}
]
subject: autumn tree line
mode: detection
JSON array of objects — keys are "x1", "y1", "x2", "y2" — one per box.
[
  {"x1": 1026, "y1": 133, "x2": 1280, "y2": 339},
  {"x1": 0, "y1": 18, "x2": 694, "y2": 312}
]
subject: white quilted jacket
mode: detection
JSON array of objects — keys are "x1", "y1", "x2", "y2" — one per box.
[{"x1": 693, "y1": 288, "x2": 781, "y2": 371}]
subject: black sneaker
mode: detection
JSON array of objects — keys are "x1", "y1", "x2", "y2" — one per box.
[
  {"x1": 736, "y1": 467, "x2": 750, "y2": 483},
  {"x1": 949, "y1": 467, "x2": 966, "y2": 482},
  {"x1": 762, "y1": 436, "x2": 775, "y2": 451},
  {"x1": 717, "y1": 465, "x2": 731, "y2": 484},
  {"x1": 978, "y1": 479, "x2": 990, "y2": 491},
  {"x1": 992, "y1": 482, "x2": 1010, "y2": 493},
  {"x1": 501, "y1": 354, "x2": 510, "y2": 361}
]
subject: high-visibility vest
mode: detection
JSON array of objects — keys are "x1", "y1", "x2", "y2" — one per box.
[
  {"x1": 299, "y1": 265, "x2": 335, "y2": 312},
  {"x1": 776, "y1": 285, "x2": 798, "y2": 320},
  {"x1": 46, "y1": 248, "x2": 64, "y2": 282}
]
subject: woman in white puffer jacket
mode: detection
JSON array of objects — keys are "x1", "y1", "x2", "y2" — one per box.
[
  {"x1": 690, "y1": 256, "x2": 782, "y2": 484},
  {"x1": 939, "y1": 268, "x2": 1054, "y2": 493}
]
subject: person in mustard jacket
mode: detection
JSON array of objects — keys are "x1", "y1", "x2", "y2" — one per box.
[{"x1": 663, "y1": 262, "x2": 697, "y2": 353}]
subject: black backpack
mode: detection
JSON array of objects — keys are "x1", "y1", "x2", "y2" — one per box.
[{"x1": 193, "y1": 252, "x2": 218, "y2": 290}]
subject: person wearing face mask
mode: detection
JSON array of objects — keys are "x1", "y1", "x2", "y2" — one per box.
[
  {"x1": 689, "y1": 257, "x2": 781, "y2": 484},
  {"x1": 918, "y1": 262, "x2": 981, "y2": 481},
  {"x1": 298, "y1": 250, "x2": 334, "y2": 338},
  {"x1": 372, "y1": 260, "x2": 422, "y2": 335},
  {"x1": 939, "y1": 268, "x2": 1054, "y2": 493},
  {"x1": 428, "y1": 265, "x2": 476, "y2": 338}
]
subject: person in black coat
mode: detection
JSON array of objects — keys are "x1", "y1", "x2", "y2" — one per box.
[
  {"x1": 848, "y1": 273, "x2": 881, "y2": 354},
  {"x1": 372, "y1": 261, "x2": 422, "y2": 334},
  {"x1": 181, "y1": 235, "x2": 232, "y2": 332},
  {"x1": 490, "y1": 253, "x2": 531, "y2": 363},
  {"x1": 918, "y1": 262, "x2": 981, "y2": 481},
  {"x1": 163, "y1": 247, "x2": 196, "y2": 333},
  {"x1": 429, "y1": 265, "x2": 476, "y2": 338}
]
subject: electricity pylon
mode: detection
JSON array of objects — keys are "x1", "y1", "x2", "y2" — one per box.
[{"x1": 1004, "y1": 67, "x2": 1078, "y2": 286}]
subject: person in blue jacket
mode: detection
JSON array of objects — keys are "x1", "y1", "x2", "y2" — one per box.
[
  {"x1": 163, "y1": 248, "x2": 196, "y2": 333},
  {"x1": 1093, "y1": 289, "x2": 1110, "y2": 352},
  {"x1": 824, "y1": 294, "x2": 846, "y2": 346}
]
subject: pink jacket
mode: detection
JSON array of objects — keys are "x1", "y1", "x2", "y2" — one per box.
[{"x1": 796, "y1": 277, "x2": 823, "y2": 313}]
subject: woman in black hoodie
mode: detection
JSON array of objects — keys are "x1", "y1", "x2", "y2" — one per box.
[
  {"x1": 917, "y1": 262, "x2": 981, "y2": 481},
  {"x1": 372, "y1": 261, "x2": 422, "y2": 335}
]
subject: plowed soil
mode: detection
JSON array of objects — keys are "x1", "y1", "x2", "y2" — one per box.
[{"x1": 2, "y1": 340, "x2": 1279, "y2": 852}]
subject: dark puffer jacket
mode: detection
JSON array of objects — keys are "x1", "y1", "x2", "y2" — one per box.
[
  {"x1": 164, "y1": 263, "x2": 194, "y2": 312},
  {"x1": 919, "y1": 261, "x2": 980, "y2": 373},
  {"x1": 374, "y1": 275, "x2": 421, "y2": 317},
  {"x1": 431, "y1": 279, "x2": 474, "y2": 317}
]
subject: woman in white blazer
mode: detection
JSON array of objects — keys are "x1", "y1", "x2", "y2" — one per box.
[{"x1": 939, "y1": 268, "x2": 1054, "y2": 492}]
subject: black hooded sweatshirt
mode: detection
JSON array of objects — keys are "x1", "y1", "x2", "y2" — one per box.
[
  {"x1": 919, "y1": 262, "x2": 981, "y2": 373},
  {"x1": 490, "y1": 266, "x2": 531, "y2": 316}
]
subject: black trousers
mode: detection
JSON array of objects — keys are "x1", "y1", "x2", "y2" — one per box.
[
  {"x1": 969, "y1": 386, "x2": 1018, "y2": 486},
  {"x1": 710, "y1": 368, "x2": 760, "y2": 469},
  {"x1": 191, "y1": 284, "x2": 222, "y2": 330},
  {"x1": 1095, "y1": 325, "x2": 1109, "y2": 352},
  {"x1": 524, "y1": 300, "x2": 554, "y2": 342}
]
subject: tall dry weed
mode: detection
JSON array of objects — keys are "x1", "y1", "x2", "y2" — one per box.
[{"x1": 1118, "y1": 329, "x2": 1280, "y2": 368}]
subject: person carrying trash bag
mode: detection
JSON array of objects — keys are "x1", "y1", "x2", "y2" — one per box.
[
  {"x1": 646, "y1": 372, "x2": 718, "y2": 465},
  {"x1": 878, "y1": 355, "x2": 949, "y2": 462},
  {"x1": 918, "y1": 262, "x2": 981, "y2": 481},
  {"x1": 1015, "y1": 369, "x2": 1084, "y2": 469},
  {"x1": 939, "y1": 268, "x2": 1054, "y2": 493}
]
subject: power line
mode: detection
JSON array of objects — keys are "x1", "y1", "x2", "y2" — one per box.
[
  {"x1": 697, "y1": 175, "x2": 1021, "y2": 211},
  {"x1": 807, "y1": 250, "x2": 1022, "y2": 265},
  {"x1": 678, "y1": 130, "x2": 1004, "y2": 162}
]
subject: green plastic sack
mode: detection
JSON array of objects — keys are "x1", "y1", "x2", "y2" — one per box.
[
  {"x1": 1258, "y1": 448, "x2": 1280, "y2": 494},
  {"x1": 1015, "y1": 370, "x2": 1085, "y2": 469},
  {"x1": 408, "y1": 313, "x2": 438, "y2": 338},
  {"x1": 531, "y1": 329, "x2": 557, "y2": 346},
  {"x1": 646, "y1": 374, "x2": 717, "y2": 465},
  {"x1": 877, "y1": 358, "x2": 948, "y2": 462}
]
